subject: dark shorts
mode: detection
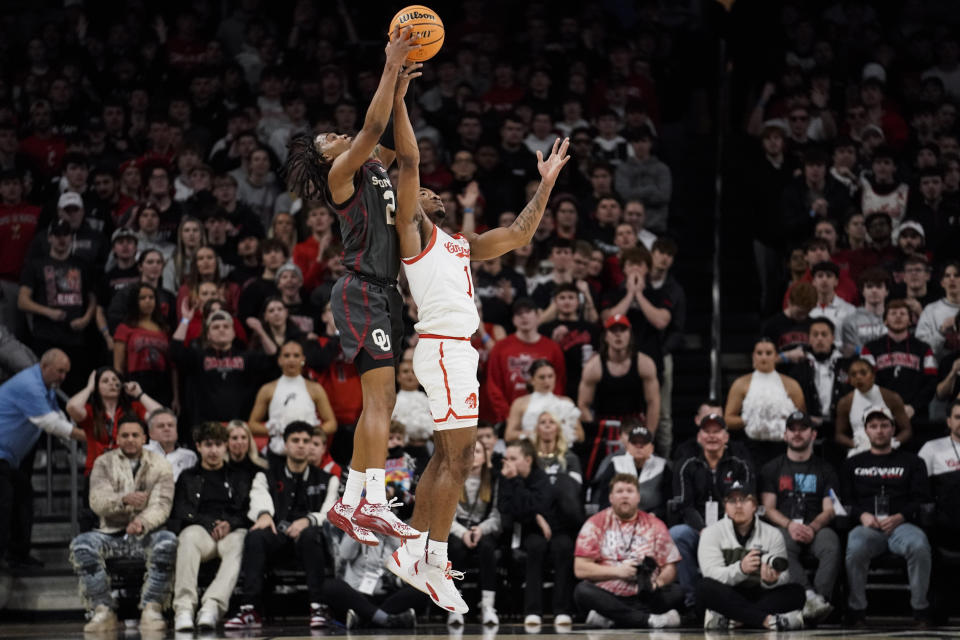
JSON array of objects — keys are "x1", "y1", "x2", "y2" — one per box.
[{"x1": 331, "y1": 273, "x2": 403, "y2": 374}]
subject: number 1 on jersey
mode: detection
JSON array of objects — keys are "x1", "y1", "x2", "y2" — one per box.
[
  {"x1": 464, "y1": 266, "x2": 472, "y2": 297},
  {"x1": 383, "y1": 189, "x2": 396, "y2": 225}
]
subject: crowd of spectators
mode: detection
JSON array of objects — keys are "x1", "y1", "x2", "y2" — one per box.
[{"x1": 0, "y1": 0, "x2": 958, "y2": 634}]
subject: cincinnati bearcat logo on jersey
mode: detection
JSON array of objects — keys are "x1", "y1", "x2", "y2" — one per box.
[{"x1": 444, "y1": 241, "x2": 470, "y2": 258}]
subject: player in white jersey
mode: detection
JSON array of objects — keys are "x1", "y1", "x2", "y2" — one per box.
[{"x1": 388, "y1": 79, "x2": 570, "y2": 614}]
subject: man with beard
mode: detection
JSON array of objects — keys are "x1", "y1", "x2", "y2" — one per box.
[
  {"x1": 574, "y1": 473, "x2": 683, "y2": 629},
  {"x1": 842, "y1": 406, "x2": 931, "y2": 626},
  {"x1": 780, "y1": 318, "x2": 853, "y2": 426},
  {"x1": 759, "y1": 411, "x2": 839, "y2": 623}
]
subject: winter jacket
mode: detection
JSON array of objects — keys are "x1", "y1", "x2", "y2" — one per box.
[
  {"x1": 672, "y1": 440, "x2": 754, "y2": 531},
  {"x1": 249, "y1": 457, "x2": 338, "y2": 527},
  {"x1": 167, "y1": 462, "x2": 257, "y2": 534},
  {"x1": 698, "y1": 514, "x2": 790, "y2": 588},
  {"x1": 89, "y1": 447, "x2": 174, "y2": 534}
]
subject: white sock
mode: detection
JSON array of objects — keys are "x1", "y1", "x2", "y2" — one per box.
[
  {"x1": 481, "y1": 590, "x2": 496, "y2": 608},
  {"x1": 364, "y1": 468, "x2": 386, "y2": 503},
  {"x1": 342, "y1": 469, "x2": 365, "y2": 507},
  {"x1": 426, "y1": 539, "x2": 448, "y2": 568},
  {"x1": 404, "y1": 532, "x2": 428, "y2": 558}
]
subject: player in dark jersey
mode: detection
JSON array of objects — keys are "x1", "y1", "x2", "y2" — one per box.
[{"x1": 283, "y1": 28, "x2": 421, "y2": 545}]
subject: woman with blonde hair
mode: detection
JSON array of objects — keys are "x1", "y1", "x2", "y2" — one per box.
[
  {"x1": 447, "y1": 439, "x2": 501, "y2": 626},
  {"x1": 531, "y1": 410, "x2": 582, "y2": 485},
  {"x1": 505, "y1": 360, "x2": 583, "y2": 443},
  {"x1": 163, "y1": 216, "x2": 206, "y2": 291},
  {"x1": 226, "y1": 420, "x2": 268, "y2": 471}
]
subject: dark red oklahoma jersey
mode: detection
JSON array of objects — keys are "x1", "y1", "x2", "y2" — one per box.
[{"x1": 329, "y1": 160, "x2": 399, "y2": 282}]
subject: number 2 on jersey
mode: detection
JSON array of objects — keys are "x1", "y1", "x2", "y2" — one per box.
[
  {"x1": 464, "y1": 266, "x2": 473, "y2": 297},
  {"x1": 383, "y1": 189, "x2": 396, "y2": 225}
]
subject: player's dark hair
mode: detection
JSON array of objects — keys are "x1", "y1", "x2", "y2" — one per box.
[{"x1": 284, "y1": 133, "x2": 331, "y2": 202}]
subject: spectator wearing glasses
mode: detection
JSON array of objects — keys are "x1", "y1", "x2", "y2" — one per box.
[{"x1": 759, "y1": 411, "x2": 839, "y2": 623}]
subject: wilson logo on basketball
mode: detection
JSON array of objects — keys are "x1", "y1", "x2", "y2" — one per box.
[
  {"x1": 464, "y1": 393, "x2": 477, "y2": 409},
  {"x1": 444, "y1": 241, "x2": 470, "y2": 258},
  {"x1": 399, "y1": 11, "x2": 434, "y2": 21}
]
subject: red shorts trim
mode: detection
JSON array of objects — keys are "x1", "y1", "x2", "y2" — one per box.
[{"x1": 419, "y1": 334, "x2": 470, "y2": 340}]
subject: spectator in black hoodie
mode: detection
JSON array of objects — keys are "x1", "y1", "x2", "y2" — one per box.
[
  {"x1": 841, "y1": 405, "x2": 931, "y2": 626},
  {"x1": 498, "y1": 438, "x2": 575, "y2": 626}
]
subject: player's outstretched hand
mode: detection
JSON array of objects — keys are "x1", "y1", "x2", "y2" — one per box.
[
  {"x1": 385, "y1": 26, "x2": 418, "y2": 67},
  {"x1": 537, "y1": 137, "x2": 571, "y2": 186},
  {"x1": 396, "y1": 63, "x2": 423, "y2": 99}
]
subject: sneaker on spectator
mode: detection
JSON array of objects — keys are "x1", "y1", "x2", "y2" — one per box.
[
  {"x1": 524, "y1": 614, "x2": 542, "y2": 626},
  {"x1": 196, "y1": 603, "x2": 218, "y2": 630},
  {"x1": 481, "y1": 603, "x2": 499, "y2": 626},
  {"x1": 345, "y1": 609, "x2": 359, "y2": 630},
  {"x1": 448, "y1": 611, "x2": 464, "y2": 626},
  {"x1": 84, "y1": 605, "x2": 118, "y2": 633},
  {"x1": 385, "y1": 607, "x2": 417, "y2": 628},
  {"x1": 310, "y1": 602, "x2": 330, "y2": 628},
  {"x1": 703, "y1": 609, "x2": 729, "y2": 630},
  {"x1": 352, "y1": 497, "x2": 422, "y2": 539},
  {"x1": 554, "y1": 613, "x2": 572, "y2": 626},
  {"x1": 174, "y1": 608, "x2": 194, "y2": 631},
  {"x1": 140, "y1": 602, "x2": 166, "y2": 631},
  {"x1": 648, "y1": 609, "x2": 681, "y2": 628},
  {"x1": 224, "y1": 604, "x2": 262, "y2": 629},
  {"x1": 802, "y1": 592, "x2": 833, "y2": 622},
  {"x1": 585, "y1": 609, "x2": 613, "y2": 629},
  {"x1": 328, "y1": 498, "x2": 379, "y2": 546},
  {"x1": 767, "y1": 609, "x2": 804, "y2": 630}
]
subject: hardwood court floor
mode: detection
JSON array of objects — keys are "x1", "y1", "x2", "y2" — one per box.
[{"x1": 1, "y1": 622, "x2": 960, "y2": 640}]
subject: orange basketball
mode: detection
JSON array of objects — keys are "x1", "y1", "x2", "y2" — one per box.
[{"x1": 388, "y1": 5, "x2": 444, "y2": 62}]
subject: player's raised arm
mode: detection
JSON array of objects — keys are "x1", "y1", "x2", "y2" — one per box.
[
  {"x1": 466, "y1": 137, "x2": 570, "y2": 261},
  {"x1": 327, "y1": 27, "x2": 418, "y2": 189},
  {"x1": 394, "y1": 64, "x2": 424, "y2": 259}
]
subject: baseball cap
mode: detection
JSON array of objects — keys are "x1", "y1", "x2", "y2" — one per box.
[
  {"x1": 894, "y1": 220, "x2": 925, "y2": 240},
  {"x1": 862, "y1": 404, "x2": 893, "y2": 424},
  {"x1": 785, "y1": 410, "x2": 812, "y2": 430},
  {"x1": 699, "y1": 413, "x2": 726, "y2": 431},
  {"x1": 49, "y1": 219, "x2": 72, "y2": 236},
  {"x1": 626, "y1": 424, "x2": 653, "y2": 445},
  {"x1": 111, "y1": 227, "x2": 138, "y2": 243},
  {"x1": 862, "y1": 62, "x2": 887, "y2": 84},
  {"x1": 723, "y1": 479, "x2": 754, "y2": 500},
  {"x1": 604, "y1": 314, "x2": 631, "y2": 330},
  {"x1": 206, "y1": 310, "x2": 233, "y2": 328},
  {"x1": 861, "y1": 124, "x2": 885, "y2": 139},
  {"x1": 58, "y1": 192, "x2": 84, "y2": 210},
  {"x1": 810, "y1": 261, "x2": 839, "y2": 278}
]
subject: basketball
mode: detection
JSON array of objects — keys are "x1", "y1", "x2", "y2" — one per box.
[{"x1": 388, "y1": 5, "x2": 444, "y2": 62}]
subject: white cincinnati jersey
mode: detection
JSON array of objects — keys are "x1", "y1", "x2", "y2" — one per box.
[{"x1": 401, "y1": 225, "x2": 480, "y2": 337}]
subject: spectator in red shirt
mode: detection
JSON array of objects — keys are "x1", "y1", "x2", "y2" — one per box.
[
  {"x1": 19, "y1": 99, "x2": 65, "y2": 181},
  {"x1": 0, "y1": 169, "x2": 40, "y2": 334},
  {"x1": 65, "y1": 368, "x2": 162, "y2": 475},
  {"x1": 292, "y1": 202, "x2": 336, "y2": 293},
  {"x1": 482, "y1": 297, "x2": 566, "y2": 423},
  {"x1": 114, "y1": 284, "x2": 175, "y2": 408},
  {"x1": 482, "y1": 61, "x2": 525, "y2": 113}
]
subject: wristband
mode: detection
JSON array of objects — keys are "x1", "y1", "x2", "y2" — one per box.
[
  {"x1": 481, "y1": 334, "x2": 491, "y2": 344},
  {"x1": 180, "y1": 317, "x2": 190, "y2": 325},
  {"x1": 462, "y1": 207, "x2": 475, "y2": 214},
  {"x1": 780, "y1": 353, "x2": 788, "y2": 363},
  {"x1": 100, "y1": 327, "x2": 110, "y2": 335}
]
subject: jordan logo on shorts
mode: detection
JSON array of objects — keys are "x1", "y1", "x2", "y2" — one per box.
[
  {"x1": 372, "y1": 328, "x2": 391, "y2": 352},
  {"x1": 465, "y1": 393, "x2": 477, "y2": 409}
]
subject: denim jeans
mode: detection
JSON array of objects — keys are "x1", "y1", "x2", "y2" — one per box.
[
  {"x1": 845, "y1": 523, "x2": 931, "y2": 611},
  {"x1": 70, "y1": 529, "x2": 178, "y2": 609},
  {"x1": 669, "y1": 524, "x2": 700, "y2": 607}
]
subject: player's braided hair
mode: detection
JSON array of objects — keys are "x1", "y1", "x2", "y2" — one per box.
[{"x1": 284, "y1": 133, "x2": 330, "y2": 201}]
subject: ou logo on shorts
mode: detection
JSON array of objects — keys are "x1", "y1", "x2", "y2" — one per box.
[{"x1": 372, "y1": 328, "x2": 391, "y2": 352}]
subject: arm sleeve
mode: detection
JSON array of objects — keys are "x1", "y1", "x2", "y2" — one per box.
[
  {"x1": 247, "y1": 471, "x2": 275, "y2": 521},
  {"x1": 311, "y1": 475, "x2": 340, "y2": 526},
  {"x1": 915, "y1": 307, "x2": 944, "y2": 356},
  {"x1": 28, "y1": 411, "x2": 75, "y2": 439}
]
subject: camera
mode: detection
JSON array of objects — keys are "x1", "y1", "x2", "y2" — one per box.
[
  {"x1": 761, "y1": 553, "x2": 788, "y2": 572},
  {"x1": 277, "y1": 520, "x2": 292, "y2": 534},
  {"x1": 635, "y1": 557, "x2": 661, "y2": 599}
]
